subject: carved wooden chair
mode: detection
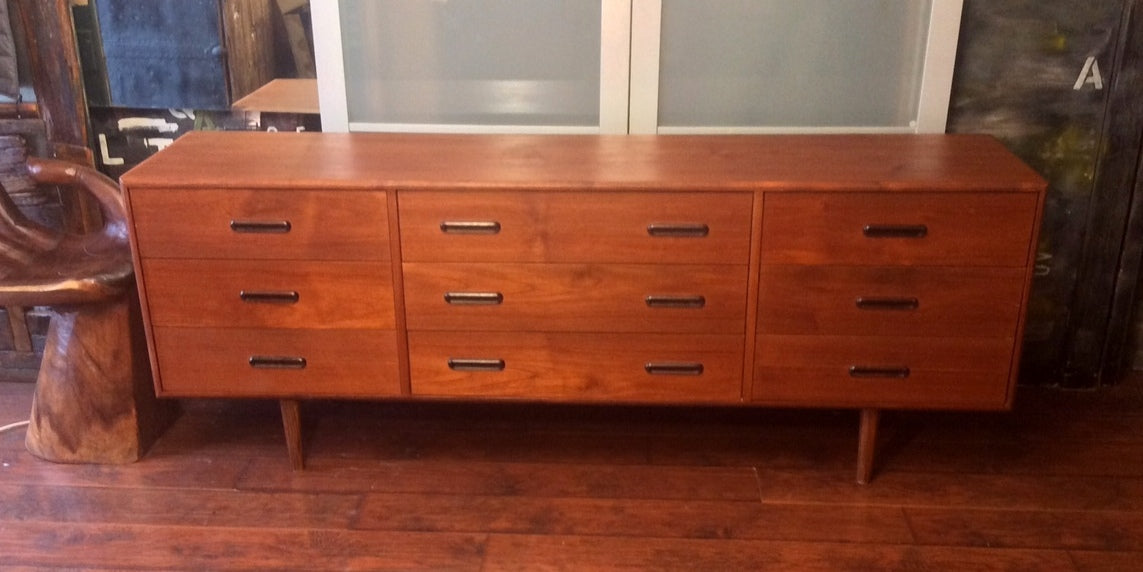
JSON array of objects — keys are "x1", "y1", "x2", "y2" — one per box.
[{"x1": 0, "y1": 134, "x2": 166, "y2": 463}]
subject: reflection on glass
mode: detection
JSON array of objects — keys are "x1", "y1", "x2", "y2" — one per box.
[
  {"x1": 338, "y1": 0, "x2": 601, "y2": 127},
  {"x1": 658, "y1": 0, "x2": 932, "y2": 129}
]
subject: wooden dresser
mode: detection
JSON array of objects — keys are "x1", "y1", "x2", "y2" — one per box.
[{"x1": 120, "y1": 132, "x2": 1046, "y2": 482}]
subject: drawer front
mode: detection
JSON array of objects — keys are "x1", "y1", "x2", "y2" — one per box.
[
  {"x1": 398, "y1": 191, "x2": 753, "y2": 264},
  {"x1": 152, "y1": 327, "x2": 401, "y2": 397},
  {"x1": 753, "y1": 335, "x2": 1013, "y2": 408},
  {"x1": 761, "y1": 192, "x2": 1037, "y2": 266},
  {"x1": 409, "y1": 332, "x2": 743, "y2": 402},
  {"x1": 143, "y1": 259, "x2": 395, "y2": 329},
  {"x1": 404, "y1": 263, "x2": 749, "y2": 333},
  {"x1": 758, "y1": 265, "x2": 1025, "y2": 337},
  {"x1": 130, "y1": 188, "x2": 390, "y2": 260}
]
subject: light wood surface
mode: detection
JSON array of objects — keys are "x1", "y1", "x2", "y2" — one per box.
[
  {"x1": 231, "y1": 78, "x2": 319, "y2": 114},
  {"x1": 120, "y1": 132, "x2": 1047, "y2": 193},
  {"x1": 129, "y1": 188, "x2": 389, "y2": 261},
  {"x1": 398, "y1": 190, "x2": 753, "y2": 264},
  {"x1": 403, "y1": 262, "x2": 748, "y2": 334}
]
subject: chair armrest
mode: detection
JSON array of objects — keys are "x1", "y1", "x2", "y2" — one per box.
[{"x1": 25, "y1": 156, "x2": 128, "y2": 244}]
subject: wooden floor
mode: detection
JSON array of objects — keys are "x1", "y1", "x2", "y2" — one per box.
[{"x1": 3, "y1": 376, "x2": 1143, "y2": 571}]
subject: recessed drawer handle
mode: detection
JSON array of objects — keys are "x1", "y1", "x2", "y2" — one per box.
[
  {"x1": 645, "y1": 362, "x2": 705, "y2": 376},
  {"x1": 849, "y1": 366, "x2": 910, "y2": 379},
  {"x1": 239, "y1": 290, "x2": 300, "y2": 304},
  {"x1": 440, "y1": 221, "x2": 502, "y2": 234},
  {"x1": 230, "y1": 220, "x2": 292, "y2": 234},
  {"x1": 855, "y1": 297, "x2": 919, "y2": 311},
  {"x1": 647, "y1": 223, "x2": 710, "y2": 238},
  {"x1": 249, "y1": 356, "x2": 307, "y2": 370},
  {"x1": 444, "y1": 292, "x2": 504, "y2": 305},
  {"x1": 862, "y1": 224, "x2": 928, "y2": 239},
  {"x1": 645, "y1": 295, "x2": 706, "y2": 309},
  {"x1": 448, "y1": 358, "x2": 506, "y2": 372}
]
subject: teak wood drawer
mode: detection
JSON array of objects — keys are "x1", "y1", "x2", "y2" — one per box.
[
  {"x1": 130, "y1": 188, "x2": 390, "y2": 260},
  {"x1": 120, "y1": 132, "x2": 1047, "y2": 482},
  {"x1": 399, "y1": 191, "x2": 752, "y2": 263}
]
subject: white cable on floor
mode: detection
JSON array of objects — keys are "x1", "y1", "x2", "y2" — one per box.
[{"x1": 0, "y1": 420, "x2": 30, "y2": 435}]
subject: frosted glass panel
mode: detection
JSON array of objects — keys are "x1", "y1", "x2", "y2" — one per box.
[
  {"x1": 658, "y1": 0, "x2": 932, "y2": 129},
  {"x1": 338, "y1": 0, "x2": 601, "y2": 128}
]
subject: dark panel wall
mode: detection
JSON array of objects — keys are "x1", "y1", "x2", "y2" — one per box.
[{"x1": 947, "y1": 0, "x2": 1130, "y2": 385}]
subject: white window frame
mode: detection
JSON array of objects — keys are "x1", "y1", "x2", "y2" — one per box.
[
  {"x1": 312, "y1": 0, "x2": 632, "y2": 134},
  {"x1": 313, "y1": 0, "x2": 963, "y2": 135}
]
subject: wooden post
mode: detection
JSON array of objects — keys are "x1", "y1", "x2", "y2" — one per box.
[
  {"x1": 280, "y1": 399, "x2": 304, "y2": 470},
  {"x1": 856, "y1": 408, "x2": 880, "y2": 485}
]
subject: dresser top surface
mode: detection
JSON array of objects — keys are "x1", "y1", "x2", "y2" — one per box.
[{"x1": 121, "y1": 132, "x2": 1046, "y2": 192}]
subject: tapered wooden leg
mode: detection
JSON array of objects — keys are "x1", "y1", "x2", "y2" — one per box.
[
  {"x1": 856, "y1": 408, "x2": 880, "y2": 485},
  {"x1": 279, "y1": 399, "x2": 304, "y2": 470},
  {"x1": 25, "y1": 293, "x2": 175, "y2": 463}
]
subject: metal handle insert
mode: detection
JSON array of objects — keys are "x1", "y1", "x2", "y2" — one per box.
[
  {"x1": 230, "y1": 220, "x2": 292, "y2": 234},
  {"x1": 240, "y1": 290, "x2": 300, "y2": 304},
  {"x1": 249, "y1": 356, "x2": 307, "y2": 370},
  {"x1": 862, "y1": 224, "x2": 928, "y2": 239},
  {"x1": 647, "y1": 223, "x2": 710, "y2": 238},
  {"x1": 440, "y1": 221, "x2": 502, "y2": 235},
  {"x1": 645, "y1": 295, "x2": 706, "y2": 309},
  {"x1": 645, "y1": 362, "x2": 705, "y2": 376},
  {"x1": 855, "y1": 297, "x2": 919, "y2": 311},
  {"x1": 448, "y1": 358, "x2": 506, "y2": 372},
  {"x1": 444, "y1": 292, "x2": 504, "y2": 305},
  {"x1": 849, "y1": 366, "x2": 911, "y2": 379}
]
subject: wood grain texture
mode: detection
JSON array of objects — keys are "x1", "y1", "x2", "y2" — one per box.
[
  {"x1": 761, "y1": 191, "x2": 1040, "y2": 266},
  {"x1": 398, "y1": 190, "x2": 753, "y2": 264},
  {"x1": 4, "y1": 375, "x2": 1143, "y2": 570},
  {"x1": 480, "y1": 535, "x2": 1076, "y2": 571},
  {"x1": 119, "y1": 132, "x2": 1048, "y2": 193},
  {"x1": 152, "y1": 327, "x2": 401, "y2": 398},
  {"x1": 127, "y1": 188, "x2": 389, "y2": 261},
  {"x1": 408, "y1": 331, "x2": 743, "y2": 402},
  {"x1": 355, "y1": 493, "x2": 913, "y2": 544},
  {"x1": 403, "y1": 262, "x2": 748, "y2": 334},
  {"x1": 757, "y1": 265, "x2": 1027, "y2": 337},
  {"x1": 754, "y1": 335, "x2": 1014, "y2": 408},
  {"x1": 142, "y1": 259, "x2": 395, "y2": 329},
  {"x1": 24, "y1": 295, "x2": 171, "y2": 464}
]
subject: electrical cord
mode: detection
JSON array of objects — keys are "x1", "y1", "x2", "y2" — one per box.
[{"x1": 0, "y1": 420, "x2": 30, "y2": 435}]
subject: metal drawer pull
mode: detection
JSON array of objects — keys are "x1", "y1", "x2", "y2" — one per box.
[
  {"x1": 862, "y1": 224, "x2": 928, "y2": 239},
  {"x1": 849, "y1": 366, "x2": 911, "y2": 379},
  {"x1": 448, "y1": 358, "x2": 506, "y2": 372},
  {"x1": 444, "y1": 292, "x2": 504, "y2": 305},
  {"x1": 249, "y1": 356, "x2": 307, "y2": 370},
  {"x1": 440, "y1": 221, "x2": 502, "y2": 234},
  {"x1": 855, "y1": 297, "x2": 919, "y2": 311},
  {"x1": 230, "y1": 220, "x2": 292, "y2": 234},
  {"x1": 239, "y1": 290, "x2": 300, "y2": 304},
  {"x1": 645, "y1": 362, "x2": 705, "y2": 376},
  {"x1": 647, "y1": 223, "x2": 710, "y2": 238},
  {"x1": 645, "y1": 295, "x2": 706, "y2": 309}
]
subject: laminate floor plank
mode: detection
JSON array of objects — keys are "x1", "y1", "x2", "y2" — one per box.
[
  {"x1": 0, "y1": 521, "x2": 487, "y2": 571},
  {"x1": 0, "y1": 448, "x2": 248, "y2": 490},
  {"x1": 754, "y1": 469, "x2": 1143, "y2": 511},
  {"x1": 2, "y1": 375, "x2": 1143, "y2": 570},
  {"x1": 236, "y1": 457, "x2": 761, "y2": 500},
  {"x1": 480, "y1": 534, "x2": 1078, "y2": 571},
  {"x1": 0, "y1": 483, "x2": 362, "y2": 529},
  {"x1": 354, "y1": 493, "x2": 914, "y2": 544},
  {"x1": 906, "y1": 507, "x2": 1143, "y2": 551}
]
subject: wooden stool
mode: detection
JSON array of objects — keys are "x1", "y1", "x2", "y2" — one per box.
[{"x1": 0, "y1": 135, "x2": 172, "y2": 463}]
